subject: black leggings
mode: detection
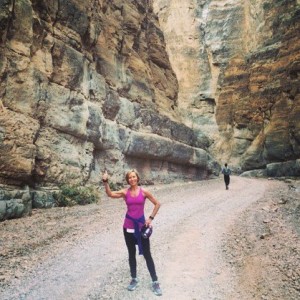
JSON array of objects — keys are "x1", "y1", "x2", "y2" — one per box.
[
  {"x1": 224, "y1": 174, "x2": 230, "y2": 186},
  {"x1": 123, "y1": 228, "x2": 158, "y2": 282}
]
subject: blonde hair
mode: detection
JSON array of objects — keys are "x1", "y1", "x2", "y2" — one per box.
[{"x1": 125, "y1": 169, "x2": 140, "y2": 184}]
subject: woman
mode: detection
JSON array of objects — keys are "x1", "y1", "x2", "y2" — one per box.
[{"x1": 102, "y1": 169, "x2": 162, "y2": 296}]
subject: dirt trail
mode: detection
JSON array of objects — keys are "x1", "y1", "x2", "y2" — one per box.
[{"x1": 0, "y1": 176, "x2": 298, "y2": 299}]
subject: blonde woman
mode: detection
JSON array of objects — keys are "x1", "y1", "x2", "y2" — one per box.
[{"x1": 102, "y1": 169, "x2": 162, "y2": 296}]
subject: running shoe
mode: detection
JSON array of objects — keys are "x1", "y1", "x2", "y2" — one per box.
[
  {"x1": 127, "y1": 278, "x2": 139, "y2": 291},
  {"x1": 152, "y1": 281, "x2": 162, "y2": 296}
]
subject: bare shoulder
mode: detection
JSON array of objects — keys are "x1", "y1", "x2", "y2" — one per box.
[
  {"x1": 141, "y1": 187, "x2": 154, "y2": 198},
  {"x1": 141, "y1": 186, "x2": 147, "y2": 194},
  {"x1": 119, "y1": 188, "x2": 128, "y2": 196}
]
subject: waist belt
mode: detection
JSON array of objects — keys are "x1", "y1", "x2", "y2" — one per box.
[{"x1": 125, "y1": 214, "x2": 145, "y2": 255}]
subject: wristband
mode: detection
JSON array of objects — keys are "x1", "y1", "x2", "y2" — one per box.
[
  {"x1": 102, "y1": 179, "x2": 108, "y2": 183},
  {"x1": 149, "y1": 216, "x2": 154, "y2": 220}
]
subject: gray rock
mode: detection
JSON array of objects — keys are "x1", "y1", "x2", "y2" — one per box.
[
  {"x1": 32, "y1": 190, "x2": 56, "y2": 209},
  {"x1": 266, "y1": 160, "x2": 300, "y2": 177},
  {"x1": 0, "y1": 188, "x2": 32, "y2": 221}
]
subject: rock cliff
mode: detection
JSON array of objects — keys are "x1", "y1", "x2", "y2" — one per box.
[
  {"x1": 0, "y1": 0, "x2": 218, "y2": 219},
  {"x1": 153, "y1": 0, "x2": 300, "y2": 173}
]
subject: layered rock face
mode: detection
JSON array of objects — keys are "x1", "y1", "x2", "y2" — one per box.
[
  {"x1": 0, "y1": 0, "x2": 218, "y2": 219},
  {"x1": 154, "y1": 0, "x2": 300, "y2": 173}
]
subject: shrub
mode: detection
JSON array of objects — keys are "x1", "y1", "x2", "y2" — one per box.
[
  {"x1": 108, "y1": 181, "x2": 122, "y2": 191},
  {"x1": 55, "y1": 184, "x2": 99, "y2": 207}
]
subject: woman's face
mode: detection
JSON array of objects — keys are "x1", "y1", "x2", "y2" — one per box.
[{"x1": 127, "y1": 172, "x2": 138, "y2": 185}]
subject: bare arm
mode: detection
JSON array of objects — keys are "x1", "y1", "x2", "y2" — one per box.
[
  {"x1": 103, "y1": 182, "x2": 125, "y2": 198},
  {"x1": 143, "y1": 189, "x2": 161, "y2": 226}
]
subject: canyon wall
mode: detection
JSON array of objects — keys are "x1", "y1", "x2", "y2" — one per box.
[
  {"x1": 0, "y1": 0, "x2": 218, "y2": 219},
  {"x1": 153, "y1": 0, "x2": 300, "y2": 173}
]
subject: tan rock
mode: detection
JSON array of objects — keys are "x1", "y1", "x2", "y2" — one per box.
[
  {"x1": 154, "y1": 0, "x2": 300, "y2": 173},
  {"x1": 0, "y1": 0, "x2": 228, "y2": 200},
  {"x1": 0, "y1": 110, "x2": 39, "y2": 184}
]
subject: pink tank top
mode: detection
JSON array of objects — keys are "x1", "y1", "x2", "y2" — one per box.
[{"x1": 123, "y1": 187, "x2": 145, "y2": 229}]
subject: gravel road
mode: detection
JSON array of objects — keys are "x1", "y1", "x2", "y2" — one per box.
[{"x1": 0, "y1": 176, "x2": 299, "y2": 300}]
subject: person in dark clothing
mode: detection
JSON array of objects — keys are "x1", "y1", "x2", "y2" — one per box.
[{"x1": 221, "y1": 163, "x2": 232, "y2": 190}]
